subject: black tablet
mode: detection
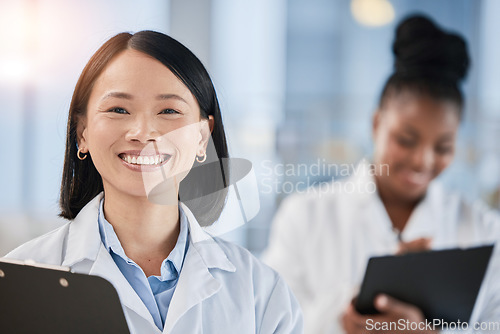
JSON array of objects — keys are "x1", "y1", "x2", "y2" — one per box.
[
  {"x1": 355, "y1": 245, "x2": 494, "y2": 323},
  {"x1": 0, "y1": 259, "x2": 130, "y2": 334}
]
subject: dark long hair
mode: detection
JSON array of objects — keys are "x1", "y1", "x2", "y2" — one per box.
[
  {"x1": 378, "y1": 15, "x2": 470, "y2": 116},
  {"x1": 60, "y1": 31, "x2": 229, "y2": 225}
]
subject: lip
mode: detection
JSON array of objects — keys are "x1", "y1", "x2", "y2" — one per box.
[
  {"x1": 119, "y1": 150, "x2": 171, "y2": 156},
  {"x1": 118, "y1": 150, "x2": 172, "y2": 172}
]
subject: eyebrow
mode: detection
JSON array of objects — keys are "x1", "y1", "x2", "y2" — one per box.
[
  {"x1": 402, "y1": 124, "x2": 455, "y2": 141},
  {"x1": 402, "y1": 125, "x2": 419, "y2": 137},
  {"x1": 100, "y1": 92, "x2": 188, "y2": 104},
  {"x1": 437, "y1": 133, "x2": 455, "y2": 142}
]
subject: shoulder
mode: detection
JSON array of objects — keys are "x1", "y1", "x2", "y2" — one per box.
[
  {"x1": 271, "y1": 175, "x2": 365, "y2": 231},
  {"x1": 210, "y1": 237, "x2": 303, "y2": 332},
  {"x1": 279, "y1": 170, "x2": 372, "y2": 209},
  {"x1": 275, "y1": 185, "x2": 338, "y2": 220},
  {"x1": 433, "y1": 182, "x2": 499, "y2": 221},
  {"x1": 210, "y1": 236, "x2": 300, "y2": 302},
  {"x1": 4, "y1": 223, "x2": 71, "y2": 265},
  {"x1": 430, "y1": 182, "x2": 500, "y2": 241},
  {"x1": 213, "y1": 236, "x2": 280, "y2": 283}
]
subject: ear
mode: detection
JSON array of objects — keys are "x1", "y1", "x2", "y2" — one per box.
[
  {"x1": 76, "y1": 116, "x2": 89, "y2": 152},
  {"x1": 198, "y1": 115, "x2": 214, "y2": 153},
  {"x1": 372, "y1": 109, "x2": 381, "y2": 141}
]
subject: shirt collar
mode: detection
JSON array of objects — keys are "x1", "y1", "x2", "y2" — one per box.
[
  {"x1": 62, "y1": 192, "x2": 235, "y2": 273},
  {"x1": 350, "y1": 158, "x2": 439, "y2": 240},
  {"x1": 97, "y1": 198, "x2": 190, "y2": 280}
]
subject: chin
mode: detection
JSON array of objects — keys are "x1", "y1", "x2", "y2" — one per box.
[
  {"x1": 108, "y1": 182, "x2": 149, "y2": 199},
  {"x1": 398, "y1": 185, "x2": 428, "y2": 203}
]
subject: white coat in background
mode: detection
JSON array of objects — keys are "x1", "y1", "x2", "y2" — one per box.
[
  {"x1": 262, "y1": 161, "x2": 500, "y2": 334},
  {"x1": 6, "y1": 193, "x2": 304, "y2": 334}
]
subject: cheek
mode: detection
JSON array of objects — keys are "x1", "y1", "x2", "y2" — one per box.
[
  {"x1": 375, "y1": 135, "x2": 409, "y2": 165},
  {"x1": 86, "y1": 119, "x2": 120, "y2": 147},
  {"x1": 167, "y1": 126, "x2": 200, "y2": 157}
]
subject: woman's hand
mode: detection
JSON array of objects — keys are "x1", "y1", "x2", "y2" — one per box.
[
  {"x1": 396, "y1": 237, "x2": 432, "y2": 255},
  {"x1": 341, "y1": 294, "x2": 437, "y2": 333}
]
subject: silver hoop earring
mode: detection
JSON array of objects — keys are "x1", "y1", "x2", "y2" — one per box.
[
  {"x1": 77, "y1": 148, "x2": 88, "y2": 160},
  {"x1": 196, "y1": 152, "x2": 207, "y2": 163}
]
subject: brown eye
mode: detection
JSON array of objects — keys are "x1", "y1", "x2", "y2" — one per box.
[
  {"x1": 159, "y1": 109, "x2": 180, "y2": 115},
  {"x1": 435, "y1": 146, "x2": 453, "y2": 155},
  {"x1": 108, "y1": 107, "x2": 128, "y2": 114}
]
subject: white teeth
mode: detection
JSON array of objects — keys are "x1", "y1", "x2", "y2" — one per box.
[{"x1": 121, "y1": 154, "x2": 168, "y2": 166}]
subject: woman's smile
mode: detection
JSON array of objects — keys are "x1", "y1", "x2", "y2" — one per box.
[
  {"x1": 118, "y1": 152, "x2": 172, "y2": 171},
  {"x1": 396, "y1": 168, "x2": 432, "y2": 188}
]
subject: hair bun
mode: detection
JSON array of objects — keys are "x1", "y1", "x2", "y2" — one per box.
[{"x1": 392, "y1": 14, "x2": 470, "y2": 84}]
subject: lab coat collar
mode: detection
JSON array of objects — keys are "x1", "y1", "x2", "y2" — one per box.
[
  {"x1": 62, "y1": 193, "x2": 236, "y2": 272},
  {"x1": 61, "y1": 192, "x2": 236, "y2": 332},
  {"x1": 62, "y1": 193, "x2": 104, "y2": 267},
  {"x1": 179, "y1": 202, "x2": 236, "y2": 272},
  {"x1": 345, "y1": 158, "x2": 379, "y2": 204},
  {"x1": 401, "y1": 182, "x2": 440, "y2": 241}
]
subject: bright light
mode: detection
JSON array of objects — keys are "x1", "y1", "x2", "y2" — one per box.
[
  {"x1": 0, "y1": 1, "x2": 37, "y2": 84},
  {"x1": 351, "y1": 0, "x2": 395, "y2": 27},
  {"x1": 0, "y1": 57, "x2": 31, "y2": 84}
]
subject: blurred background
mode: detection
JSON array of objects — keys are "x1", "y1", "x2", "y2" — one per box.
[{"x1": 1, "y1": 0, "x2": 499, "y2": 256}]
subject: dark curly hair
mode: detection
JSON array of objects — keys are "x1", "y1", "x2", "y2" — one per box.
[{"x1": 378, "y1": 14, "x2": 470, "y2": 117}]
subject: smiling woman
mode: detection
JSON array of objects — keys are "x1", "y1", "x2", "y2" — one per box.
[
  {"x1": 5, "y1": 31, "x2": 303, "y2": 334},
  {"x1": 60, "y1": 32, "x2": 228, "y2": 225}
]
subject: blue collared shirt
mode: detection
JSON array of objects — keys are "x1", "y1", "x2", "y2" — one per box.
[{"x1": 97, "y1": 199, "x2": 189, "y2": 330}]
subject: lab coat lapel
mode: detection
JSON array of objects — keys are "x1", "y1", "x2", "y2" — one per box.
[
  {"x1": 61, "y1": 193, "x2": 157, "y2": 329},
  {"x1": 89, "y1": 245, "x2": 156, "y2": 327},
  {"x1": 163, "y1": 204, "x2": 236, "y2": 333},
  {"x1": 401, "y1": 182, "x2": 439, "y2": 241},
  {"x1": 163, "y1": 243, "x2": 221, "y2": 333}
]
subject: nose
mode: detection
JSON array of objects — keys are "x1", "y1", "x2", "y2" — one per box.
[
  {"x1": 411, "y1": 145, "x2": 435, "y2": 172},
  {"x1": 125, "y1": 115, "x2": 160, "y2": 143}
]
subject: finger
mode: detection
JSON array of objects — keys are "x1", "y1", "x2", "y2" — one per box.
[
  {"x1": 375, "y1": 294, "x2": 422, "y2": 321},
  {"x1": 344, "y1": 303, "x2": 371, "y2": 328},
  {"x1": 423, "y1": 237, "x2": 433, "y2": 249},
  {"x1": 397, "y1": 238, "x2": 433, "y2": 255},
  {"x1": 413, "y1": 238, "x2": 432, "y2": 250},
  {"x1": 342, "y1": 312, "x2": 360, "y2": 334}
]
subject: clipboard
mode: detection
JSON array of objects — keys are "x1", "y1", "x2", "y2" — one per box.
[
  {"x1": 355, "y1": 245, "x2": 494, "y2": 323},
  {"x1": 0, "y1": 258, "x2": 130, "y2": 334}
]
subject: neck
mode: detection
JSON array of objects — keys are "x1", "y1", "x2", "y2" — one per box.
[
  {"x1": 374, "y1": 175, "x2": 421, "y2": 233},
  {"x1": 102, "y1": 186, "x2": 180, "y2": 273}
]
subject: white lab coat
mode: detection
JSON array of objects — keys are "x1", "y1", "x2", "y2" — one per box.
[
  {"x1": 5, "y1": 193, "x2": 303, "y2": 334},
  {"x1": 262, "y1": 160, "x2": 500, "y2": 334}
]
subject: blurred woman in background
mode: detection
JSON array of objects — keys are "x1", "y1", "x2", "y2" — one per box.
[{"x1": 263, "y1": 15, "x2": 500, "y2": 334}]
